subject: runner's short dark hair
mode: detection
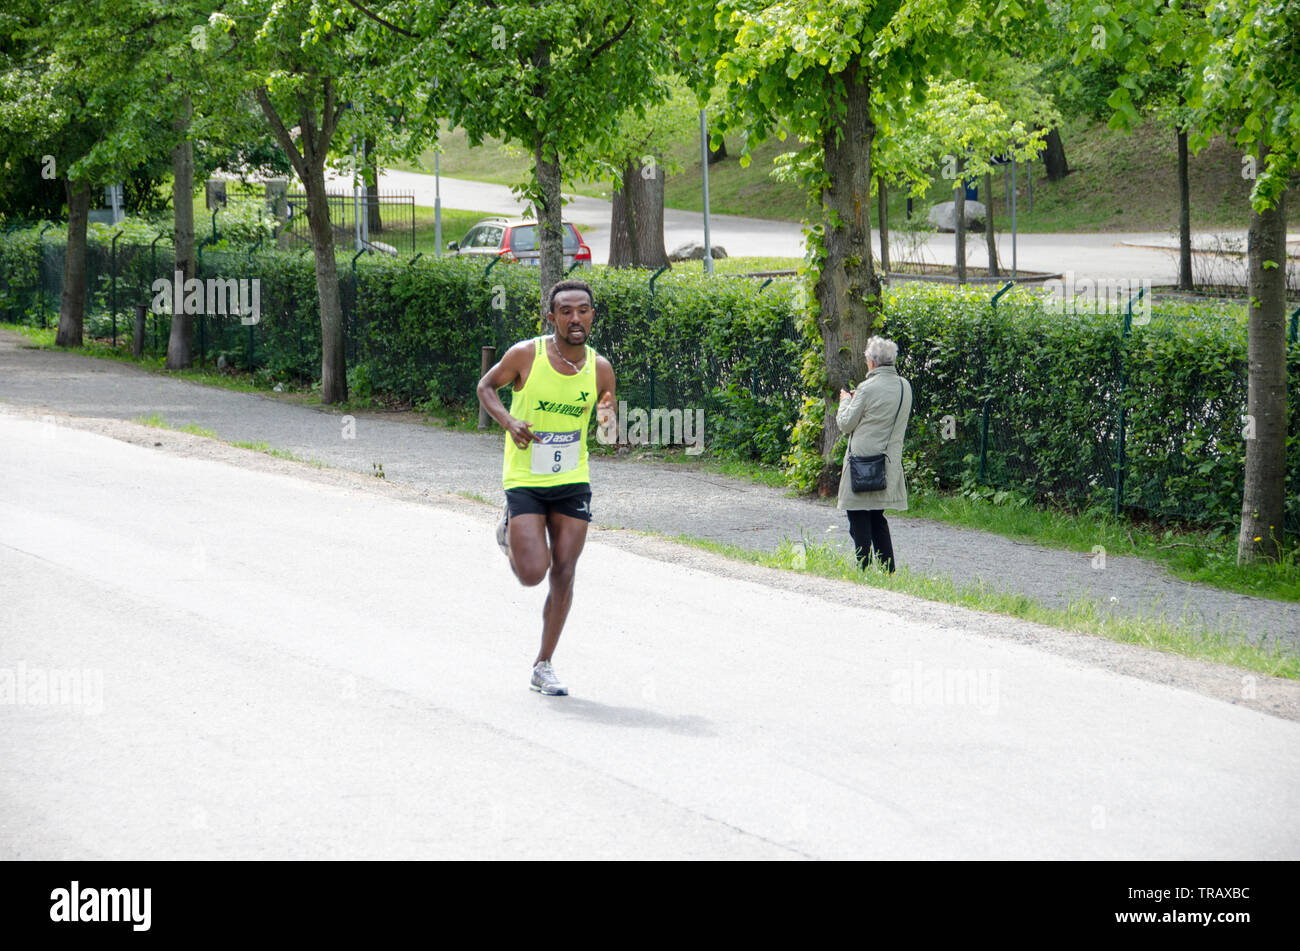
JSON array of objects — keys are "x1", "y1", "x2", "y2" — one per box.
[{"x1": 548, "y1": 279, "x2": 594, "y2": 314}]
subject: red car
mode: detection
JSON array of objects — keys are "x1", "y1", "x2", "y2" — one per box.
[{"x1": 449, "y1": 217, "x2": 593, "y2": 269}]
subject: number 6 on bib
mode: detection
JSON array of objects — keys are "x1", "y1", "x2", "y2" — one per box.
[{"x1": 530, "y1": 430, "x2": 581, "y2": 475}]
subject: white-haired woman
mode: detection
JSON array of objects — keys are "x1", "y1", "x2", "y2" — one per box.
[{"x1": 836, "y1": 335, "x2": 913, "y2": 573}]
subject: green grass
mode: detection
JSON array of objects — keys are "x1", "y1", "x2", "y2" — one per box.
[
  {"x1": 410, "y1": 206, "x2": 498, "y2": 256},
  {"x1": 130, "y1": 413, "x2": 215, "y2": 439},
  {"x1": 597, "y1": 438, "x2": 1300, "y2": 603},
  {"x1": 898, "y1": 491, "x2": 1300, "y2": 602},
  {"x1": 401, "y1": 113, "x2": 1264, "y2": 234},
  {"x1": 230, "y1": 439, "x2": 315, "y2": 463},
  {"x1": 664, "y1": 532, "x2": 1299, "y2": 680},
  {"x1": 413, "y1": 398, "x2": 482, "y2": 432},
  {"x1": 177, "y1": 423, "x2": 218, "y2": 438},
  {"x1": 124, "y1": 408, "x2": 320, "y2": 465},
  {"x1": 704, "y1": 256, "x2": 802, "y2": 276},
  {"x1": 3, "y1": 322, "x2": 288, "y2": 396}
]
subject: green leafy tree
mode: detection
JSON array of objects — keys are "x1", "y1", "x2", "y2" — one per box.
[
  {"x1": 1071, "y1": 0, "x2": 1296, "y2": 562},
  {"x1": 213, "y1": 1, "x2": 416, "y2": 402},
  {"x1": 871, "y1": 75, "x2": 1051, "y2": 280},
  {"x1": 1066, "y1": 0, "x2": 1205, "y2": 289},
  {"x1": 1188, "y1": 0, "x2": 1299, "y2": 563},
  {"x1": 389, "y1": 0, "x2": 675, "y2": 312},
  {"x1": 0, "y1": 0, "x2": 174, "y2": 347},
  {"x1": 599, "y1": 76, "x2": 700, "y2": 269},
  {"x1": 695, "y1": 0, "x2": 1045, "y2": 492}
]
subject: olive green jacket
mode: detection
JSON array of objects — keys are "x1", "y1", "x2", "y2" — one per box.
[{"x1": 836, "y1": 364, "x2": 913, "y2": 511}]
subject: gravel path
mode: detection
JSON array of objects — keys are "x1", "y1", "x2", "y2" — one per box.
[{"x1": 2, "y1": 330, "x2": 1295, "y2": 652}]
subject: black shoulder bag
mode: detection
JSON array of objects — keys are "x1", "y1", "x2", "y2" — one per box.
[{"x1": 848, "y1": 380, "x2": 905, "y2": 493}]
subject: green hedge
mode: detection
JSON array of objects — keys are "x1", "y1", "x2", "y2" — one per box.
[
  {"x1": 1, "y1": 230, "x2": 1295, "y2": 532},
  {"x1": 874, "y1": 284, "x2": 1299, "y2": 532}
]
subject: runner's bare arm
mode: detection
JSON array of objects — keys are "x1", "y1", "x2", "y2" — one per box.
[
  {"x1": 477, "y1": 342, "x2": 542, "y2": 448},
  {"x1": 595, "y1": 355, "x2": 616, "y2": 437}
]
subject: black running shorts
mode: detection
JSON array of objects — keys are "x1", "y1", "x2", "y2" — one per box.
[{"x1": 505, "y1": 482, "x2": 592, "y2": 522}]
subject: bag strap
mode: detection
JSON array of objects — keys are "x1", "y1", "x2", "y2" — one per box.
[{"x1": 878, "y1": 379, "x2": 904, "y2": 458}]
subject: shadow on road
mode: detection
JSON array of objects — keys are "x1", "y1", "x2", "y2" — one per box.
[{"x1": 552, "y1": 697, "x2": 716, "y2": 737}]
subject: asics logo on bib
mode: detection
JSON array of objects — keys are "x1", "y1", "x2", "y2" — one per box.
[
  {"x1": 537, "y1": 431, "x2": 580, "y2": 445},
  {"x1": 533, "y1": 399, "x2": 587, "y2": 418}
]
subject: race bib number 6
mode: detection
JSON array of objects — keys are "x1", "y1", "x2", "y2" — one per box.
[{"x1": 530, "y1": 430, "x2": 581, "y2": 475}]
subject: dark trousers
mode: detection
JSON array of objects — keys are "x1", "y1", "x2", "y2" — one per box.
[{"x1": 847, "y1": 509, "x2": 895, "y2": 573}]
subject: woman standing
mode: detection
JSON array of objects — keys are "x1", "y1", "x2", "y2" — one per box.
[{"x1": 836, "y1": 335, "x2": 913, "y2": 574}]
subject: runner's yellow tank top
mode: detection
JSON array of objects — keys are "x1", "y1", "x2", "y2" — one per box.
[{"x1": 502, "y1": 336, "x2": 597, "y2": 489}]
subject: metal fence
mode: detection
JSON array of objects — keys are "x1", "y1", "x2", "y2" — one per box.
[
  {"x1": 283, "y1": 191, "x2": 415, "y2": 256},
  {"x1": 921, "y1": 286, "x2": 1300, "y2": 532}
]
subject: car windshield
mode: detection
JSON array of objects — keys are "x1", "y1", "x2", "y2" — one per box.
[{"x1": 509, "y1": 224, "x2": 579, "y2": 252}]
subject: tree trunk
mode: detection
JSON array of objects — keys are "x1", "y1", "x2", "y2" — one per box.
[
  {"x1": 364, "y1": 137, "x2": 382, "y2": 233},
  {"x1": 609, "y1": 153, "x2": 668, "y2": 269},
  {"x1": 166, "y1": 97, "x2": 195, "y2": 370},
  {"x1": 55, "y1": 179, "x2": 91, "y2": 348},
  {"x1": 877, "y1": 176, "x2": 890, "y2": 274},
  {"x1": 954, "y1": 158, "x2": 967, "y2": 284},
  {"x1": 985, "y1": 171, "x2": 1000, "y2": 277},
  {"x1": 1237, "y1": 181, "x2": 1288, "y2": 563},
  {"x1": 1043, "y1": 127, "x2": 1069, "y2": 181},
  {"x1": 254, "y1": 81, "x2": 347, "y2": 403},
  {"x1": 814, "y1": 62, "x2": 881, "y2": 496},
  {"x1": 708, "y1": 138, "x2": 727, "y2": 164},
  {"x1": 534, "y1": 135, "x2": 565, "y2": 318},
  {"x1": 1177, "y1": 126, "x2": 1192, "y2": 290},
  {"x1": 305, "y1": 158, "x2": 348, "y2": 404}
]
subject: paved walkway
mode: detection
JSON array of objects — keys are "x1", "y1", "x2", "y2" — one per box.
[{"x1": 1, "y1": 330, "x2": 1295, "y2": 652}]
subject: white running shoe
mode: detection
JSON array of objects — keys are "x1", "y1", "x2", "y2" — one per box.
[
  {"x1": 530, "y1": 661, "x2": 568, "y2": 696},
  {"x1": 495, "y1": 506, "x2": 510, "y2": 558}
]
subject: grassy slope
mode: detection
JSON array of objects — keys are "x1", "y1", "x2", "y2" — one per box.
[{"x1": 397, "y1": 114, "x2": 1260, "y2": 233}]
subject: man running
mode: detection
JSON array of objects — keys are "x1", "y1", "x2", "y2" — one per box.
[{"x1": 476, "y1": 279, "x2": 615, "y2": 696}]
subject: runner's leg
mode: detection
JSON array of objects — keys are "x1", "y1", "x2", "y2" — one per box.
[
  {"x1": 508, "y1": 513, "x2": 551, "y2": 587},
  {"x1": 535, "y1": 511, "x2": 588, "y2": 665}
]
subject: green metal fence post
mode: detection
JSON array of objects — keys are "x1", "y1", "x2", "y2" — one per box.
[
  {"x1": 38, "y1": 223, "x2": 53, "y2": 328},
  {"x1": 244, "y1": 236, "x2": 262, "y2": 370},
  {"x1": 349, "y1": 248, "x2": 365, "y2": 364},
  {"x1": 648, "y1": 265, "x2": 668, "y2": 412},
  {"x1": 1289, "y1": 305, "x2": 1299, "y2": 345},
  {"x1": 978, "y1": 401, "x2": 990, "y2": 482},
  {"x1": 482, "y1": 254, "x2": 504, "y2": 345},
  {"x1": 110, "y1": 229, "x2": 123, "y2": 347},
  {"x1": 1114, "y1": 286, "x2": 1146, "y2": 517},
  {"x1": 196, "y1": 228, "x2": 220, "y2": 367},
  {"x1": 990, "y1": 280, "x2": 1014, "y2": 313},
  {"x1": 150, "y1": 232, "x2": 167, "y2": 354},
  {"x1": 972, "y1": 282, "x2": 1014, "y2": 487}
]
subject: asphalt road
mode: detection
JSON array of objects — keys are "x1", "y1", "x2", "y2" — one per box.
[
  {"x1": 2, "y1": 409, "x2": 1299, "y2": 859},
  {"x1": 366, "y1": 169, "x2": 1300, "y2": 282}
]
